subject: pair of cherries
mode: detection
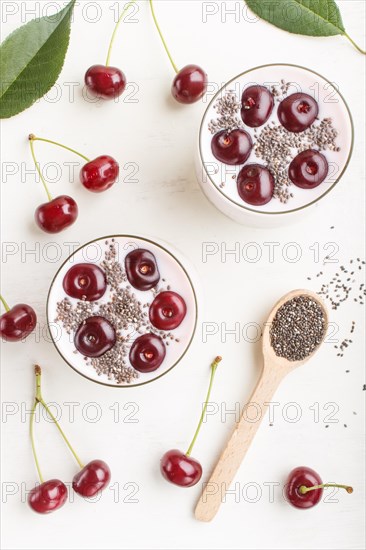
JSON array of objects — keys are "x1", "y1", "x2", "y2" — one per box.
[
  {"x1": 62, "y1": 250, "x2": 186, "y2": 372},
  {"x1": 29, "y1": 134, "x2": 119, "y2": 234},
  {"x1": 84, "y1": 0, "x2": 207, "y2": 105},
  {"x1": 28, "y1": 366, "x2": 110, "y2": 514},
  {"x1": 211, "y1": 88, "x2": 328, "y2": 206}
]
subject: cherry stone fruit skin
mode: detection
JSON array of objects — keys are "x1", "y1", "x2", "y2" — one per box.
[
  {"x1": 172, "y1": 65, "x2": 208, "y2": 104},
  {"x1": 149, "y1": 291, "x2": 187, "y2": 331},
  {"x1": 28, "y1": 479, "x2": 68, "y2": 514},
  {"x1": 289, "y1": 149, "x2": 328, "y2": 189},
  {"x1": 80, "y1": 156, "x2": 119, "y2": 193},
  {"x1": 278, "y1": 93, "x2": 319, "y2": 133},
  {"x1": 63, "y1": 263, "x2": 107, "y2": 302},
  {"x1": 0, "y1": 304, "x2": 37, "y2": 342},
  {"x1": 35, "y1": 195, "x2": 78, "y2": 234},
  {"x1": 125, "y1": 249, "x2": 160, "y2": 291},
  {"x1": 85, "y1": 65, "x2": 126, "y2": 99},
  {"x1": 285, "y1": 466, "x2": 323, "y2": 509},
  {"x1": 160, "y1": 450, "x2": 202, "y2": 487},
  {"x1": 211, "y1": 129, "x2": 252, "y2": 165},
  {"x1": 129, "y1": 333, "x2": 166, "y2": 373},
  {"x1": 74, "y1": 316, "x2": 116, "y2": 358},
  {"x1": 241, "y1": 85, "x2": 274, "y2": 128},
  {"x1": 73, "y1": 460, "x2": 111, "y2": 498},
  {"x1": 237, "y1": 164, "x2": 274, "y2": 206}
]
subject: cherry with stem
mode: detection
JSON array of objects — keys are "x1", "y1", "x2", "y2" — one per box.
[
  {"x1": 160, "y1": 356, "x2": 222, "y2": 487},
  {"x1": 85, "y1": 1, "x2": 137, "y2": 99},
  {"x1": 149, "y1": 0, "x2": 208, "y2": 104},
  {"x1": 0, "y1": 294, "x2": 37, "y2": 342}
]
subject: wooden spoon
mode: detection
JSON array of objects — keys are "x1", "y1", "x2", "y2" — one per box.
[{"x1": 195, "y1": 289, "x2": 328, "y2": 522}]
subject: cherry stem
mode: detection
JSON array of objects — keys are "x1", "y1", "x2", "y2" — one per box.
[
  {"x1": 149, "y1": 0, "x2": 179, "y2": 74},
  {"x1": 0, "y1": 295, "x2": 10, "y2": 312},
  {"x1": 29, "y1": 136, "x2": 52, "y2": 202},
  {"x1": 186, "y1": 356, "x2": 222, "y2": 456},
  {"x1": 106, "y1": 0, "x2": 136, "y2": 66},
  {"x1": 32, "y1": 366, "x2": 85, "y2": 470},
  {"x1": 30, "y1": 399, "x2": 44, "y2": 483},
  {"x1": 299, "y1": 483, "x2": 353, "y2": 495},
  {"x1": 29, "y1": 134, "x2": 90, "y2": 163},
  {"x1": 344, "y1": 33, "x2": 366, "y2": 55}
]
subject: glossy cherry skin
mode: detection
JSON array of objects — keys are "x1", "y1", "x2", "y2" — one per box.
[
  {"x1": 80, "y1": 156, "x2": 119, "y2": 193},
  {"x1": 278, "y1": 93, "x2": 319, "y2": 133},
  {"x1": 160, "y1": 450, "x2": 202, "y2": 487},
  {"x1": 125, "y1": 249, "x2": 160, "y2": 291},
  {"x1": 85, "y1": 65, "x2": 126, "y2": 99},
  {"x1": 35, "y1": 195, "x2": 78, "y2": 234},
  {"x1": 73, "y1": 460, "x2": 111, "y2": 498},
  {"x1": 28, "y1": 479, "x2": 68, "y2": 514},
  {"x1": 211, "y1": 129, "x2": 252, "y2": 165},
  {"x1": 285, "y1": 467, "x2": 323, "y2": 509},
  {"x1": 129, "y1": 333, "x2": 166, "y2": 372},
  {"x1": 237, "y1": 164, "x2": 274, "y2": 206},
  {"x1": 289, "y1": 149, "x2": 328, "y2": 189},
  {"x1": 63, "y1": 263, "x2": 107, "y2": 301},
  {"x1": 74, "y1": 316, "x2": 116, "y2": 358},
  {"x1": 0, "y1": 304, "x2": 37, "y2": 342},
  {"x1": 241, "y1": 85, "x2": 274, "y2": 128},
  {"x1": 172, "y1": 65, "x2": 207, "y2": 104},
  {"x1": 149, "y1": 291, "x2": 187, "y2": 331}
]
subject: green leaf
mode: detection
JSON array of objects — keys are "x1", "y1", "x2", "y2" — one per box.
[
  {"x1": 245, "y1": 0, "x2": 345, "y2": 37},
  {"x1": 0, "y1": 0, "x2": 76, "y2": 118}
]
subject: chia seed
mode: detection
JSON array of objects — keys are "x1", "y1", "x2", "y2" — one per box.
[{"x1": 270, "y1": 295, "x2": 326, "y2": 361}]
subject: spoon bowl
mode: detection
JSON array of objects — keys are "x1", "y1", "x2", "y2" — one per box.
[{"x1": 195, "y1": 289, "x2": 328, "y2": 522}]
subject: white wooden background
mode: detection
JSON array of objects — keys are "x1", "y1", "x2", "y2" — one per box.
[{"x1": 1, "y1": 1, "x2": 365, "y2": 549}]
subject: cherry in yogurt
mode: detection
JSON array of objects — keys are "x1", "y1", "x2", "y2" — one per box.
[
  {"x1": 211, "y1": 129, "x2": 252, "y2": 165},
  {"x1": 237, "y1": 164, "x2": 274, "y2": 206},
  {"x1": 278, "y1": 93, "x2": 318, "y2": 133},
  {"x1": 129, "y1": 333, "x2": 166, "y2": 372},
  {"x1": 63, "y1": 263, "x2": 107, "y2": 301},
  {"x1": 125, "y1": 249, "x2": 160, "y2": 291},
  {"x1": 74, "y1": 316, "x2": 116, "y2": 358},
  {"x1": 149, "y1": 291, "x2": 187, "y2": 331},
  {"x1": 289, "y1": 149, "x2": 328, "y2": 189},
  {"x1": 241, "y1": 85, "x2": 274, "y2": 128}
]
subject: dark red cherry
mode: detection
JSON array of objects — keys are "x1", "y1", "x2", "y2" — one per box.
[
  {"x1": 73, "y1": 460, "x2": 111, "y2": 498},
  {"x1": 129, "y1": 333, "x2": 166, "y2": 372},
  {"x1": 241, "y1": 85, "x2": 274, "y2": 127},
  {"x1": 63, "y1": 263, "x2": 107, "y2": 301},
  {"x1": 0, "y1": 304, "x2": 37, "y2": 342},
  {"x1": 285, "y1": 467, "x2": 323, "y2": 509},
  {"x1": 149, "y1": 291, "x2": 187, "y2": 330},
  {"x1": 289, "y1": 149, "x2": 328, "y2": 189},
  {"x1": 74, "y1": 316, "x2": 116, "y2": 358},
  {"x1": 160, "y1": 449, "x2": 202, "y2": 487},
  {"x1": 35, "y1": 195, "x2": 78, "y2": 234},
  {"x1": 85, "y1": 65, "x2": 126, "y2": 99},
  {"x1": 80, "y1": 156, "x2": 119, "y2": 193},
  {"x1": 278, "y1": 93, "x2": 318, "y2": 133},
  {"x1": 28, "y1": 479, "x2": 68, "y2": 514},
  {"x1": 237, "y1": 164, "x2": 274, "y2": 206},
  {"x1": 172, "y1": 65, "x2": 207, "y2": 104},
  {"x1": 125, "y1": 249, "x2": 160, "y2": 291},
  {"x1": 211, "y1": 129, "x2": 252, "y2": 165}
]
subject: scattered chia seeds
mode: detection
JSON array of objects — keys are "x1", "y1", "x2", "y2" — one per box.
[
  {"x1": 55, "y1": 241, "x2": 181, "y2": 385},
  {"x1": 208, "y1": 84, "x2": 340, "y2": 204},
  {"x1": 270, "y1": 295, "x2": 326, "y2": 361}
]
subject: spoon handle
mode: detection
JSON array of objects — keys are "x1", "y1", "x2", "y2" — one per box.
[{"x1": 195, "y1": 367, "x2": 283, "y2": 522}]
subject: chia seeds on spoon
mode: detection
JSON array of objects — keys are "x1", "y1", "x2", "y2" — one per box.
[{"x1": 270, "y1": 295, "x2": 326, "y2": 361}]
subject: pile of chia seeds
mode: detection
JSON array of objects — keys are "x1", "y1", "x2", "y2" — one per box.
[
  {"x1": 208, "y1": 83, "x2": 340, "y2": 204},
  {"x1": 55, "y1": 240, "x2": 180, "y2": 385},
  {"x1": 270, "y1": 295, "x2": 326, "y2": 361}
]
